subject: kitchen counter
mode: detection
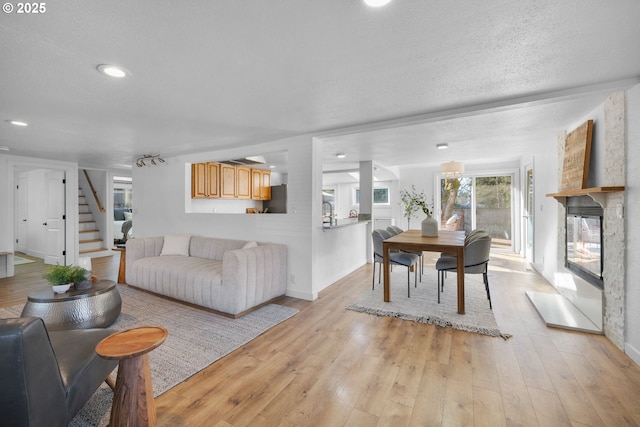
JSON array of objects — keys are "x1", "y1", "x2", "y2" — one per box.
[{"x1": 322, "y1": 218, "x2": 369, "y2": 230}]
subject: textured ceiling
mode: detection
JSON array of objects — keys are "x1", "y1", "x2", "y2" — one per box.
[{"x1": 1, "y1": 0, "x2": 639, "y2": 171}]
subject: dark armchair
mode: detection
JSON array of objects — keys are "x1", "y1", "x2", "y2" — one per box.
[{"x1": 0, "y1": 317, "x2": 118, "y2": 427}]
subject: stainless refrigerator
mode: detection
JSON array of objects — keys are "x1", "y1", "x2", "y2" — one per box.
[{"x1": 263, "y1": 184, "x2": 287, "y2": 213}]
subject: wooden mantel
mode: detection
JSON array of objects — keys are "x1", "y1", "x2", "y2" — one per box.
[{"x1": 546, "y1": 186, "x2": 625, "y2": 207}]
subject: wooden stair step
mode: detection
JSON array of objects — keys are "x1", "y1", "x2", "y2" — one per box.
[
  {"x1": 80, "y1": 229, "x2": 100, "y2": 233},
  {"x1": 79, "y1": 220, "x2": 96, "y2": 224},
  {"x1": 80, "y1": 247, "x2": 109, "y2": 254},
  {"x1": 80, "y1": 238, "x2": 103, "y2": 244}
]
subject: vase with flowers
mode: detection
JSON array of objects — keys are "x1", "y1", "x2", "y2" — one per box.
[{"x1": 399, "y1": 185, "x2": 435, "y2": 235}]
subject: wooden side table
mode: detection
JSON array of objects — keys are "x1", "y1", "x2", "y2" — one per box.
[
  {"x1": 113, "y1": 245, "x2": 126, "y2": 284},
  {"x1": 96, "y1": 326, "x2": 168, "y2": 427}
]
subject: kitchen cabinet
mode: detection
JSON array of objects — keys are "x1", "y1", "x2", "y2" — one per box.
[
  {"x1": 236, "y1": 166, "x2": 251, "y2": 199},
  {"x1": 251, "y1": 169, "x2": 271, "y2": 200},
  {"x1": 191, "y1": 162, "x2": 220, "y2": 198},
  {"x1": 220, "y1": 164, "x2": 251, "y2": 199}
]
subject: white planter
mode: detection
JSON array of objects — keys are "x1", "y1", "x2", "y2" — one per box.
[
  {"x1": 52, "y1": 284, "x2": 71, "y2": 294},
  {"x1": 421, "y1": 216, "x2": 438, "y2": 237}
]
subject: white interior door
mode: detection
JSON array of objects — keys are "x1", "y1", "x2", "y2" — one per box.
[
  {"x1": 43, "y1": 170, "x2": 66, "y2": 265},
  {"x1": 16, "y1": 173, "x2": 28, "y2": 253}
]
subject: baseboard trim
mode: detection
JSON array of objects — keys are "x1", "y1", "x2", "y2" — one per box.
[{"x1": 625, "y1": 342, "x2": 640, "y2": 367}]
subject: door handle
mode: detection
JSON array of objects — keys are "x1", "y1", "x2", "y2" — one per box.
[{"x1": 42, "y1": 222, "x2": 47, "y2": 226}]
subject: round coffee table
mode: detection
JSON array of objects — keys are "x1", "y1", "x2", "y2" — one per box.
[
  {"x1": 96, "y1": 326, "x2": 168, "y2": 427},
  {"x1": 21, "y1": 280, "x2": 122, "y2": 331}
]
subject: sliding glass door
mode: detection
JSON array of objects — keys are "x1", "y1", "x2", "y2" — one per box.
[{"x1": 439, "y1": 173, "x2": 513, "y2": 250}]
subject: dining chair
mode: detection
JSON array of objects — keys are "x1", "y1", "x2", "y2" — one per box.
[
  {"x1": 387, "y1": 226, "x2": 424, "y2": 276},
  {"x1": 435, "y1": 234, "x2": 492, "y2": 308},
  {"x1": 440, "y1": 228, "x2": 489, "y2": 258},
  {"x1": 372, "y1": 229, "x2": 420, "y2": 297}
]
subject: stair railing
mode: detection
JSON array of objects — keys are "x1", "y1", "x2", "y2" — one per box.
[{"x1": 83, "y1": 169, "x2": 106, "y2": 213}]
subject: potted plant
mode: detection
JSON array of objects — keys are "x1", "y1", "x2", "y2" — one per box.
[
  {"x1": 70, "y1": 265, "x2": 91, "y2": 290},
  {"x1": 43, "y1": 264, "x2": 74, "y2": 293},
  {"x1": 399, "y1": 185, "x2": 436, "y2": 236}
]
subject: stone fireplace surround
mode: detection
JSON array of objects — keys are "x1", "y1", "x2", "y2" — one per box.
[{"x1": 551, "y1": 92, "x2": 626, "y2": 350}]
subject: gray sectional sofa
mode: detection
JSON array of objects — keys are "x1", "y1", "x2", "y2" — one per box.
[{"x1": 125, "y1": 235, "x2": 287, "y2": 317}]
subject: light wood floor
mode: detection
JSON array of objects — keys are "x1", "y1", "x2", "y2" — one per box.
[{"x1": 2, "y1": 252, "x2": 640, "y2": 426}]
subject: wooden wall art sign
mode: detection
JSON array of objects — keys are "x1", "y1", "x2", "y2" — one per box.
[{"x1": 560, "y1": 119, "x2": 593, "y2": 191}]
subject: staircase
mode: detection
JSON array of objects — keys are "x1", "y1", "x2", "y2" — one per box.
[{"x1": 78, "y1": 188, "x2": 110, "y2": 258}]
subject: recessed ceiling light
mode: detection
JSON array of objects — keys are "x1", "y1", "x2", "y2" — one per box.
[
  {"x1": 0, "y1": 146, "x2": 10, "y2": 151},
  {"x1": 269, "y1": 165, "x2": 276, "y2": 169},
  {"x1": 364, "y1": 0, "x2": 392, "y2": 7},
  {"x1": 97, "y1": 64, "x2": 129, "y2": 78},
  {"x1": 436, "y1": 143, "x2": 448, "y2": 150},
  {"x1": 336, "y1": 153, "x2": 346, "y2": 159},
  {"x1": 7, "y1": 120, "x2": 28, "y2": 127}
]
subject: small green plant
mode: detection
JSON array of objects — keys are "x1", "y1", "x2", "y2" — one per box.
[
  {"x1": 43, "y1": 265, "x2": 74, "y2": 286},
  {"x1": 69, "y1": 265, "x2": 89, "y2": 284},
  {"x1": 42, "y1": 264, "x2": 89, "y2": 286}
]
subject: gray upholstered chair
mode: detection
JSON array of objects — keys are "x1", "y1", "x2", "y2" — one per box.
[
  {"x1": 387, "y1": 225, "x2": 404, "y2": 235},
  {"x1": 0, "y1": 317, "x2": 118, "y2": 427},
  {"x1": 387, "y1": 225, "x2": 425, "y2": 275},
  {"x1": 440, "y1": 228, "x2": 489, "y2": 258},
  {"x1": 435, "y1": 234, "x2": 492, "y2": 308},
  {"x1": 372, "y1": 229, "x2": 420, "y2": 297}
]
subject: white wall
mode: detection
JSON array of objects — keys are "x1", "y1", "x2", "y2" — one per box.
[
  {"x1": 315, "y1": 222, "x2": 368, "y2": 290},
  {"x1": 132, "y1": 135, "x2": 323, "y2": 301},
  {"x1": 0, "y1": 154, "x2": 79, "y2": 272},
  {"x1": 625, "y1": 83, "x2": 640, "y2": 365}
]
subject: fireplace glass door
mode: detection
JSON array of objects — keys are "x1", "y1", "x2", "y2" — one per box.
[{"x1": 566, "y1": 215, "x2": 602, "y2": 283}]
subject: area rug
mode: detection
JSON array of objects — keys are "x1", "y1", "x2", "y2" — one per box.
[
  {"x1": 14, "y1": 255, "x2": 35, "y2": 265},
  {"x1": 0, "y1": 285, "x2": 299, "y2": 426},
  {"x1": 347, "y1": 268, "x2": 511, "y2": 339}
]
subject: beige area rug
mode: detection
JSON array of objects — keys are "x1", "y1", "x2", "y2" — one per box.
[
  {"x1": 347, "y1": 266, "x2": 511, "y2": 339},
  {"x1": 0, "y1": 285, "x2": 298, "y2": 426}
]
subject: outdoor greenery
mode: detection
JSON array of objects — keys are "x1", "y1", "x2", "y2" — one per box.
[{"x1": 440, "y1": 175, "x2": 512, "y2": 237}]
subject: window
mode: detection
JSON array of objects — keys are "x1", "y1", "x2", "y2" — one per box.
[
  {"x1": 439, "y1": 173, "x2": 513, "y2": 250},
  {"x1": 354, "y1": 187, "x2": 390, "y2": 205}
]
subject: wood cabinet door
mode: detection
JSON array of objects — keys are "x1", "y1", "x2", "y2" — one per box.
[
  {"x1": 261, "y1": 170, "x2": 271, "y2": 200},
  {"x1": 236, "y1": 166, "x2": 251, "y2": 199},
  {"x1": 220, "y1": 164, "x2": 236, "y2": 198},
  {"x1": 191, "y1": 163, "x2": 207, "y2": 198},
  {"x1": 206, "y1": 162, "x2": 220, "y2": 198},
  {"x1": 251, "y1": 169, "x2": 262, "y2": 200}
]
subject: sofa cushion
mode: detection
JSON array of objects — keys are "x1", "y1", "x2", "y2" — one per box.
[
  {"x1": 188, "y1": 236, "x2": 247, "y2": 261},
  {"x1": 130, "y1": 256, "x2": 224, "y2": 307},
  {"x1": 242, "y1": 241, "x2": 258, "y2": 249},
  {"x1": 160, "y1": 234, "x2": 191, "y2": 256}
]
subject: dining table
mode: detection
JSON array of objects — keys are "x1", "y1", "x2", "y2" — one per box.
[{"x1": 382, "y1": 229, "x2": 467, "y2": 314}]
